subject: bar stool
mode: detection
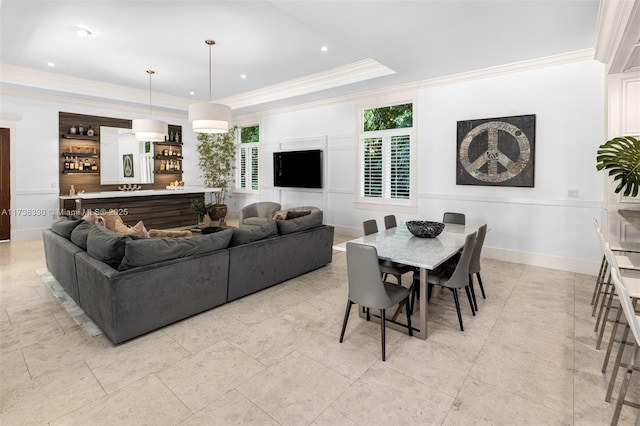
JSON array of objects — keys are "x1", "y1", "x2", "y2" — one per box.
[{"x1": 605, "y1": 253, "x2": 640, "y2": 424}]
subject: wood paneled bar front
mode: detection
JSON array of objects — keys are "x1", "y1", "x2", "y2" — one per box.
[{"x1": 59, "y1": 188, "x2": 221, "y2": 229}]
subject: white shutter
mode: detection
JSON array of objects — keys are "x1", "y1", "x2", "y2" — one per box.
[
  {"x1": 239, "y1": 148, "x2": 247, "y2": 189},
  {"x1": 361, "y1": 137, "x2": 383, "y2": 198},
  {"x1": 251, "y1": 147, "x2": 259, "y2": 190},
  {"x1": 387, "y1": 134, "x2": 410, "y2": 199}
]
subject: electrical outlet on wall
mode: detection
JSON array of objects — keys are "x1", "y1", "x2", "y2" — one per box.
[{"x1": 568, "y1": 189, "x2": 579, "y2": 199}]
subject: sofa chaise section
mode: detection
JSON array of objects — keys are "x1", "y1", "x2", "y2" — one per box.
[
  {"x1": 43, "y1": 228, "x2": 83, "y2": 303},
  {"x1": 75, "y1": 249, "x2": 230, "y2": 344}
]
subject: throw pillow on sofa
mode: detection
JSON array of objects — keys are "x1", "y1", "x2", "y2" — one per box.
[
  {"x1": 50, "y1": 217, "x2": 83, "y2": 239},
  {"x1": 272, "y1": 210, "x2": 288, "y2": 221},
  {"x1": 118, "y1": 228, "x2": 233, "y2": 271},
  {"x1": 276, "y1": 210, "x2": 323, "y2": 235},
  {"x1": 70, "y1": 221, "x2": 96, "y2": 250},
  {"x1": 86, "y1": 226, "x2": 131, "y2": 269},
  {"x1": 285, "y1": 210, "x2": 311, "y2": 220},
  {"x1": 115, "y1": 220, "x2": 149, "y2": 238},
  {"x1": 229, "y1": 222, "x2": 278, "y2": 247}
]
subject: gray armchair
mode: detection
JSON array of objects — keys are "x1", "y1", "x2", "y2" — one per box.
[{"x1": 239, "y1": 202, "x2": 281, "y2": 229}]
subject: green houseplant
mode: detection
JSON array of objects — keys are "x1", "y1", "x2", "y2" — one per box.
[
  {"x1": 596, "y1": 136, "x2": 640, "y2": 198},
  {"x1": 190, "y1": 199, "x2": 212, "y2": 224},
  {"x1": 196, "y1": 126, "x2": 237, "y2": 220}
]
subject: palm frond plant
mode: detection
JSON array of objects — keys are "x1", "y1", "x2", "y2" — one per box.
[{"x1": 596, "y1": 136, "x2": 640, "y2": 198}]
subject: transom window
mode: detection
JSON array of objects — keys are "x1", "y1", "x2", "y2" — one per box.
[
  {"x1": 237, "y1": 125, "x2": 259, "y2": 191},
  {"x1": 359, "y1": 102, "x2": 414, "y2": 205}
]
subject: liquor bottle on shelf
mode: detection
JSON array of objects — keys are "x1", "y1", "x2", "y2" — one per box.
[
  {"x1": 176, "y1": 160, "x2": 181, "y2": 171},
  {"x1": 78, "y1": 124, "x2": 84, "y2": 135},
  {"x1": 74, "y1": 157, "x2": 80, "y2": 170},
  {"x1": 160, "y1": 160, "x2": 165, "y2": 171},
  {"x1": 168, "y1": 146, "x2": 173, "y2": 156},
  {"x1": 87, "y1": 126, "x2": 94, "y2": 137},
  {"x1": 84, "y1": 158, "x2": 90, "y2": 170},
  {"x1": 175, "y1": 132, "x2": 180, "y2": 143},
  {"x1": 91, "y1": 160, "x2": 98, "y2": 171}
]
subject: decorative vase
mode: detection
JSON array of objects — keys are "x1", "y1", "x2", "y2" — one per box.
[{"x1": 209, "y1": 204, "x2": 227, "y2": 221}]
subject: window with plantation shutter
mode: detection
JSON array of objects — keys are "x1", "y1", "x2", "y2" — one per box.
[
  {"x1": 236, "y1": 125, "x2": 259, "y2": 192},
  {"x1": 359, "y1": 102, "x2": 414, "y2": 206}
]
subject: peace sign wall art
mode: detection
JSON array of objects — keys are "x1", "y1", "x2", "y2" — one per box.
[{"x1": 456, "y1": 114, "x2": 535, "y2": 187}]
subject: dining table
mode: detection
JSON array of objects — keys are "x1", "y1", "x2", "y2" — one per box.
[{"x1": 333, "y1": 223, "x2": 481, "y2": 339}]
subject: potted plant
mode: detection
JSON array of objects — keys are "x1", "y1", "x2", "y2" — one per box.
[
  {"x1": 196, "y1": 126, "x2": 237, "y2": 221},
  {"x1": 596, "y1": 136, "x2": 640, "y2": 197},
  {"x1": 190, "y1": 199, "x2": 213, "y2": 225}
]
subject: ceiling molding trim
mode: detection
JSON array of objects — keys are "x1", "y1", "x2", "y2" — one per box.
[
  {"x1": 0, "y1": 64, "x2": 194, "y2": 110},
  {"x1": 418, "y1": 49, "x2": 595, "y2": 89},
  {"x1": 594, "y1": 0, "x2": 638, "y2": 66},
  {"x1": 0, "y1": 84, "x2": 187, "y2": 120},
  {"x1": 218, "y1": 58, "x2": 395, "y2": 110},
  {"x1": 234, "y1": 50, "x2": 596, "y2": 120}
]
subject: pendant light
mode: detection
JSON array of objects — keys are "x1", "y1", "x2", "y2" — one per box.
[
  {"x1": 132, "y1": 70, "x2": 168, "y2": 142},
  {"x1": 188, "y1": 39, "x2": 231, "y2": 134}
]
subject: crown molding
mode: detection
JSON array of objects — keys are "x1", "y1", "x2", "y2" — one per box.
[
  {"x1": 0, "y1": 64, "x2": 194, "y2": 110},
  {"x1": 594, "y1": 0, "x2": 639, "y2": 70},
  {"x1": 234, "y1": 49, "x2": 596, "y2": 120},
  {"x1": 219, "y1": 58, "x2": 395, "y2": 110}
]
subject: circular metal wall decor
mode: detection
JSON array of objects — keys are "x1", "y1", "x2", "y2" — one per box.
[{"x1": 456, "y1": 114, "x2": 535, "y2": 187}]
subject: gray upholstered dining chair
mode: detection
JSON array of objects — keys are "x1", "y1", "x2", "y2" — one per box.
[
  {"x1": 468, "y1": 224, "x2": 488, "y2": 310},
  {"x1": 363, "y1": 219, "x2": 414, "y2": 285},
  {"x1": 339, "y1": 242, "x2": 412, "y2": 361},
  {"x1": 418, "y1": 232, "x2": 477, "y2": 331},
  {"x1": 443, "y1": 212, "x2": 466, "y2": 225},
  {"x1": 384, "y1": 215, "x2": 397, "y2": 230}
]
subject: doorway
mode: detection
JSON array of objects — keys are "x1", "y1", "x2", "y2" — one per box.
[{"x1": 0, "y1": 128, "x2": 10, "y2": 240}]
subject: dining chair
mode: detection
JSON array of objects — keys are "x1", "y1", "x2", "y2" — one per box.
[
  {"x1": 607, "y1": 264, "x2": 640, "y2": 425},
  {"x1": 340, "y1": 242, "x2": 412, "y2": 361},
  {"x1": 384, "y1": 215, "x2": 397, "y2": 230},
  {"x1": 443, "y1": 212, "x2": 465, "y2": 225},
  {"x1": 468, "y1": 224, "x2": 488, "y2": 311},
  {"x1": 414, "y1": 232, "x2": 477, "y2": 331},
  {"x1": 362, "y1": 219, "x2": 414, "y2": 285}
]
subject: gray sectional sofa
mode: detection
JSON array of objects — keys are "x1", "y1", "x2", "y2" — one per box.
[{"x1": 43, "y1": 210, "x2": 334, "y2": 344}]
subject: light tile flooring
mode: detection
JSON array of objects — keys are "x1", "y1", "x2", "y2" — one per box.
[{"x1": 1, "y1": 234, "x2": 640, "y2": 425}]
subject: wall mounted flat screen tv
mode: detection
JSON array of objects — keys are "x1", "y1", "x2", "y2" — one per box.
[{"x1": 273, "y1": 149, "x2": 323, "y2": 189}]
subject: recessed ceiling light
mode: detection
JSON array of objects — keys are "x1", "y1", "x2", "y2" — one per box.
[
  {"x1": 240, "y1": 74, "x2": 247, "y2": 79},
  {"x1": 189, "y1": 91, "x2": 195, "y2": 95},
  {"x1": 320, "y1": 46, "x2": 328, "y2": 52},
  {"x1": 75, "y1": 27, "x2": 92, "y2": 37},
  {"x1": 47, "y1": 62, "x2": 55, "y2": 67}
]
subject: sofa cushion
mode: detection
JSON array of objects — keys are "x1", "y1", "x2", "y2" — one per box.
[
  {"x1": 244, "y1": 217, "x2": 270, "y2": 226},
  {"x1": 276, "y1": 210, "x2": 323, "y2": 235},
  {"x1": 70, "y1": 221, "x2": 96, "y2": 250},
  {"x1": 286, "y1": 210, "x2": 311, "y2": 220},
  {"x1": 229, "y1": 222, "x2": 277, "y2": 247},
  {"x1": 118, "y1": 228, "x2": 233, "y2": 271},
  {"x1": 50, "y1": 217, "x2": 83, "y2": 239},
  {"x1": 86, "y1": 226, "x2": 130, "y2": 269}
]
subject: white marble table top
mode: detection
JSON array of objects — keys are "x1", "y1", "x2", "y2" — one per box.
[{"x1": 333, "y1": 224, "x2": 479, "y2": 270}]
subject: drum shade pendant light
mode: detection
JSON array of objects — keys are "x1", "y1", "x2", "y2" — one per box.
[
  {"x1": 188, "y1": 40, "x2": 231, "y2": 134},
  {"x1": 132, "y1": 70, "x2": 168, "y2": 142}
]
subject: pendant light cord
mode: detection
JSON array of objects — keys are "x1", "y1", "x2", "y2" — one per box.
[
  {"x1": 205, "y1": 39, "x2": 215, "y2": 102},
  {"x1": 146, "y1": 70, "x2": 155, "y2": 117}
]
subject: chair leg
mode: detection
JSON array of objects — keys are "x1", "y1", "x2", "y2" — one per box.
[
  {"x1": 464, "y1": 286, "x2": 476, "y2": 316},
  {"x1": 468, "y1": 274, "x2": 478, "y2": 312},
  {"x1": 596, "y1": 285, "x2": 617, "y2": 350},
  {"x1": 595, "y1": 278, "x2": 614, "y2": 334},
  {"x1": 381, "y1": 308, "x2": 386, "y2": 361},
  {"x1": 405, "y1": 298, "x2": 413, "y2": 337},
  {"x1": 339, "y1": 300, "x2": 353, "y2": 343},
  {"x1": 592, "y1": 255, "x2": 607, "y2": 305},
  {"x1": 606, "y1": 324, "x2": 631, "y2": 402},
  {"x1": 451, "y1": 288, "x2": 464, "y2": 331},
  {"x1": 602, "y1": 306, "x2": 625, "y2": 373},
  {"x1": 476, "y1": 272, "x2": 486, "y2": 299},
  {"x1": 366, "y1": 307, "x2": 370, "y2": 321},
  {"x1": 593, "y1": 266, "x2": 610, "y2": 317},
  {"x1": 611, "y1": 343, "x2": 639, "y2": 425}
]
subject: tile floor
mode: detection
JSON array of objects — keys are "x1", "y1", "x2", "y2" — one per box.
[{"x1": 1, "y1": 233, "x2": 640, "y2": 425}]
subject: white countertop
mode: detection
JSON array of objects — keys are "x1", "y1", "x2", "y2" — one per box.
[{"x1": 60, "y1": 187, "x2": 221, "y2": 200}]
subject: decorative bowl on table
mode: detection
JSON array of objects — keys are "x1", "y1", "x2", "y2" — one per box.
[{"x1": 406, "y1": 221, "x2": 445, "y2": 238}]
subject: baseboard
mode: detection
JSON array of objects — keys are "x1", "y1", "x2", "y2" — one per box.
[{"x1": 483, "y1": 246, "x2": 599, "y2": 276}]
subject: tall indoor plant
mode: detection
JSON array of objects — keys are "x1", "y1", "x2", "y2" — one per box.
[
  {"x1": 196, "y1": 126, "x2": 237, "y2": 220},
  {"x1": 596, "y1": 136, "x2": 640, "y2": 198}
]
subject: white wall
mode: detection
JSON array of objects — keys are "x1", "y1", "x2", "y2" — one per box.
[
  {"x1": 232, "y1": 59, "x2": 605, "y2": 273},
  {"x1": 1, "y1": 58, "x2": 606, "y2": 273}
]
